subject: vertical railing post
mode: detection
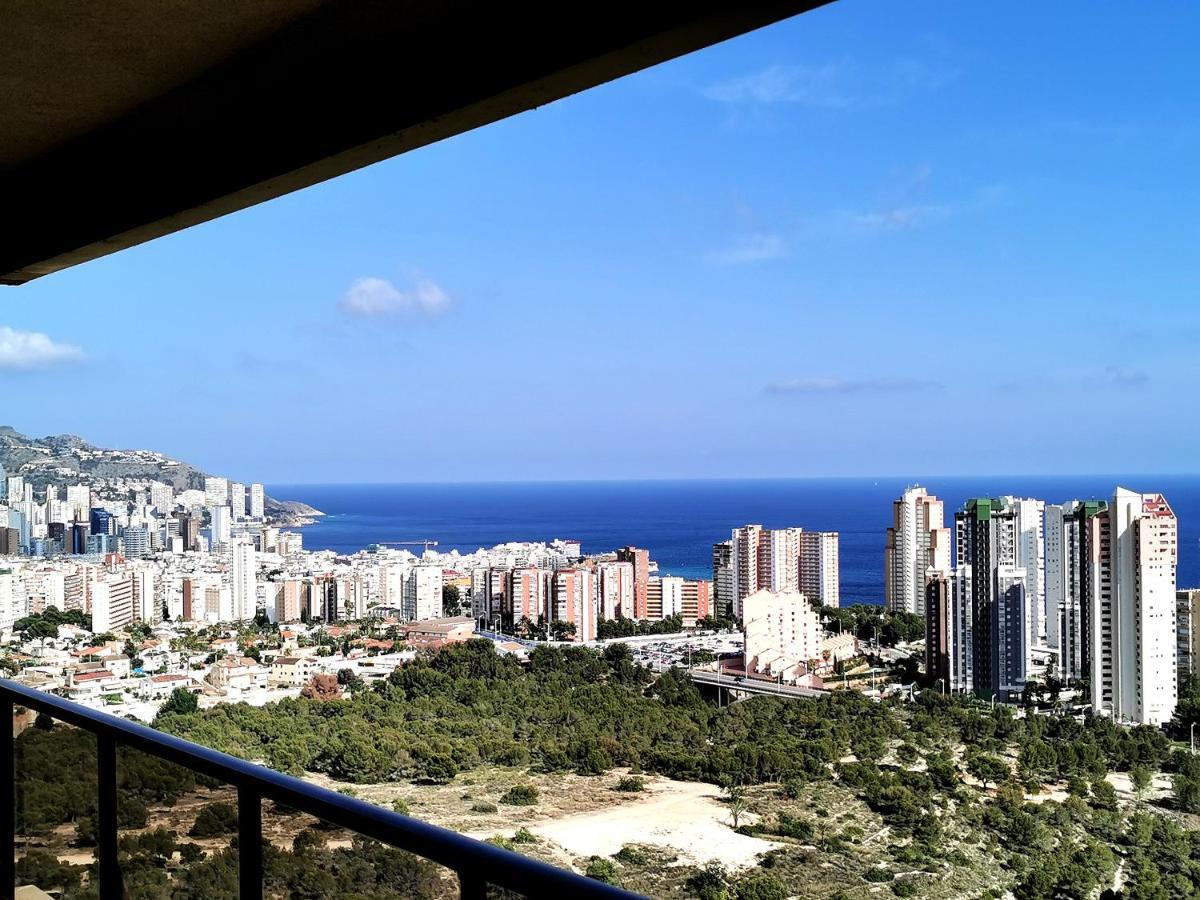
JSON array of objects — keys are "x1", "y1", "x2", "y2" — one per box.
[
  {"x1": 238, "y1": 784, "x2": 262, "y2": 900},
  {"x1": 96, "y1": 733, "x2": 122, "y2": 900},
  {"x1": 1, "y1": 696, "x2": 14, "y2": 900},
  {"x1": 459, "y1": 872, "x2": 487, "y2": 900}
]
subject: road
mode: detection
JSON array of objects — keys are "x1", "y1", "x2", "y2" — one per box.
[{"x1": 687, "y1": 669, "x2": 827, "y2": 699}]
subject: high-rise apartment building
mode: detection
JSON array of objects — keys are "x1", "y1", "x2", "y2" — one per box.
[
  {"x1": 149, "y1": 481, "x2": 173, "y2": 514},
  {"x1": 508, "y1": 566, "x2": 545, "y2": 626},
  {"x1": 204, "y1": 477, "x2": 229, "y2": 506},
  {"x1": 404, "y1": 565, "x2": 443, "y2": 622},
  {"x1": 550, "y1": 568, "x2": 596, "y2": 641},
  {"x1": 597, "y1": 560, "x2": 634, "y2": 620},
  {"x1": 229, "y1": 482, "x2": 246, "y2": 519},
  {"x1": 209, "y1": 506, "x2": 231, "y2": 549},
  {"x1": 1177, "y1": 589, "x2": 1200, "y2": 682},
  {"x1": 954, "y1": 498, "x2": 1028, "y2": 700},
  {"x1": 925, "y1": 572, "x2": 953, "y2": 687},
  {"x1": 1002, "y1": 496, "x2": 1046, "y2": 652},
  {"x1": 1091, "y1": 489, "x2": 1177, "y2": 725},
  {"x1": 1045, "y1": 500, "x2": 1106, "y2": 682},
  {"x1": 229, "y1": 538, "x2": 257, "y2": 621},
  {"x1": 66, "y1": 485, "x2": 91, "y2": 522},
  {"x1": 91, "y1": 573, "x2": 134, "y2": 633},
  {"x1": 249, "y1": 483, "x2": 265, "y2": 520},
  {"x1": 680, "y1": 578, "x2": 711, "y2": 626},
  {"x1": 798, "y1": 530, "x2": 840, "y2": 607},
  {"x1": 615, "y1": 547, "x2": 649, "y2": 620},
  {"x1": 711, "y1": 541, "x2": 733, "y2": 619},
  {"x1": 885, "y1": 486, "x2": 950, "y2": 615},
  {"x1": 731, "y1": 525, "x2": 840, "y2": 616}
]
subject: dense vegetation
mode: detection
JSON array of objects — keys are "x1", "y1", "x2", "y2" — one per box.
[{"x1": 12, "y1": 639, "x2": 1200, "y2": 899}]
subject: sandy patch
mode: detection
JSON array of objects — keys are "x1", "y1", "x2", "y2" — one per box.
[{"x1": 518, "y1": 779, "x2": 778, "y2": 871}]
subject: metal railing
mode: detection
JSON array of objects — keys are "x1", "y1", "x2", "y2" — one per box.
[{"x1": 0, "y1": 678, "x2": 642, "y2": 900}]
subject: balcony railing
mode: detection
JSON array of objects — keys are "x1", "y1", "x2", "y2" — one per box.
[{"x1": 0, "y1": 677, "x2": 642, "y2": 900}]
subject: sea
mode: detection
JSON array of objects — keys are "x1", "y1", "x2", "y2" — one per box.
[{"x1": 267, "y1": 477, "x2": 1200, "y2": 607}]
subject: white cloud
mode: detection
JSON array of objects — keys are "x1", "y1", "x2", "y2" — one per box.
[
  {"x1": 708, "y1": 233, "x2": 786, "y2": 265},
  {"x1": 0, "y1": 326, "x2": 84, "y2": 371},
  {"x1": 850, "y1": 205, "x2": 947, "y2": 231},
  {"x1": 339, "y1": 273, "x2": 452, "y2": 319},
  {"x1": 765, "y1": 376, "x2": 942, "y2": 396},
  {"x1": 704, "y1": 64, "x2": 853, "y2": 109}
]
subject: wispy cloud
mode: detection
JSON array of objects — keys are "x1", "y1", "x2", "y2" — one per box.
[
  {"x1": 708, "y1": 232, "x2": 786, "y2": 265},
  {"x1": 703, "y1": 56, "x2": 957, "y2": 117},
  {"x1": 339, "y1": 272, "x2": 452, "y2": 319},
  {"x1": 704, "y1": 63, "x2": 853, "y2": 109},
  {"x1": 0, "y1": 326, "x2": 84, "y2": 371},
  {"x1": 998, "y1": 367, "x2": 1150, "y2": 393},
  {"x1": 836, "y1": 177, "x2": 1006, "y2": 235},
  {"x1": 764, "y1": 376, "x2": 942, "y2": 396},
  {"x1": 849, "y1": 205, "x2": 948, "y2": 231}
]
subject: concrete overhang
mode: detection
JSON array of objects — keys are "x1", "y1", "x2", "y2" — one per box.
[{"x1": 1, "y1": 1, "x2": 831, "y2": 285}]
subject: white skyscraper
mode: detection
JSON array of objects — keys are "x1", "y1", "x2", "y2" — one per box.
[
  {"x1": 229, "y1": 539, "x2": 257, "y2": 621},
  {"x1": 404, "y1": 565, "x2": 443, "y2": 621},
  {"x1": 66, "y1": 485, "x2": 91, "y2": 522},
  {"x1": 229, "y1": 482, "x2": 246, "y2": 519},
  {"x1": 249, "y1": 483, "x2": 265, "y2": 520},
  {"x1": 204, "y1": 477, "x2": 229, "y2": 506},
  {"x1": 1002, "y1": 496, "x2": 1046, "y2": 661},
  {"x1": 91, "y1": 574, "x2": 134, "y2": 634},
  {"x1": 209, "y1": 506, "x2": 231, "y2": 549},
  {"x1": 886, "y1": 486, "x2": 950, "y2": 615},
  {"x1": 1091, "y1": 488, "x2": 1178, "y2": 726},
  {"x1": 149, "y1": 482, "x2": 174, "y2": 514}
]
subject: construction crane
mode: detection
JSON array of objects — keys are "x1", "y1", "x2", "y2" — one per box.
[{"x1": 375, "y1": 540, "x2": 439, "y2": 553}]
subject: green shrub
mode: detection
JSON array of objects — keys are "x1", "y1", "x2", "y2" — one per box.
[
  {"x1": 499, "y1": 785, "x2": 539, "y2": 806},
  {"x1": 735, "y1": 871, "x2": 788, "y2": 900},
  {"x1": 513, "y1": 827, "x2": 539, "y2": 844},
  {"x1": 893, "y1": 879, "x2": 919, "y2": 897},
  {"x1": 615, "y1": 845, "x2": 649, "y2": 866},
  {"x1": 470, "y1": 801, "x2": 498, "y2": 814},
  {"x1": 392, "y1": 798, "x2": 411, "y2": 815},
  {"x1": 586, "y1": 857, "x2": 619, "y2": 884},
  {"x1": 615, "y1": 776, "x2": 645, "y2": 793},
  {"x1": 189, "y1": 802, "x2": 238, "y2": 837}
]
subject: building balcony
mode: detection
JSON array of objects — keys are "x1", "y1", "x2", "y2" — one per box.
[{"x1": 1, "y1": 678, "x2": 639, "y2": 900}]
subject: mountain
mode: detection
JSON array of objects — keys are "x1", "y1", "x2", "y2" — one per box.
[{"x1": 0, "y1": 426, "x2": 321, "y2": 523}]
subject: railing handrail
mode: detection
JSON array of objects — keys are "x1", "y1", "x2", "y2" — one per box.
[{"x1": 0, "y1": 677, "x2": 642, "y2": 900}]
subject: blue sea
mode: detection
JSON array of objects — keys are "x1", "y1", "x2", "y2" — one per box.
[{"x1": 268, "y1": 477, "x2": 1200, "y2": 606}]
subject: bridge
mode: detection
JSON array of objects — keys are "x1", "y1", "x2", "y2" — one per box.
[{"x1": 687, "y1": 668, "x2": 828, "y2": 700}]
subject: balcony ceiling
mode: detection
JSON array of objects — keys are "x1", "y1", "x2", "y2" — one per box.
[{"x1": 0, "y1": 0, "x2": 828, "y2": 285}]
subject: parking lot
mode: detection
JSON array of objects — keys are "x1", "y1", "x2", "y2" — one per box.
[{"x1": 597, "y1": 631, "x2": 744, "y2": 672}]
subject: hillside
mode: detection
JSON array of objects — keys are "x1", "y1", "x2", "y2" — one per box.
[{"x1": 0, "y1": 425, "x2": 321, "y2": 522}]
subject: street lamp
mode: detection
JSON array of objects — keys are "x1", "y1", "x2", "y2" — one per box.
[{"x1": 1191, "y1": 722, "x2": 1196, "y2": 756}]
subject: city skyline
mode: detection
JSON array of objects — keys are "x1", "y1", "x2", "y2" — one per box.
[{"x1": 4, "y1": 3, "x2": 1200, "y2": 481}]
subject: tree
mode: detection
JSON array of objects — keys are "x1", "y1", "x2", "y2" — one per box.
[
  {"x1": 723, "y1": 782, "x2": 748, "y2": 829},
  {"x1": 157, "y1": 687, "x2": 198, "y2": 718},
  {"x1": 1130, "y1": 765, "x2": 1152, "y2": 806},
  {"x1": 442, "y1": 584, "x2": 461, "y2": 617},
  {"x1": 336, "y1": 668, "x2": 365, "y2": 693},
  {"x1": 300, "y1": 674, "x2": 341, "y2": 701},
  {"x1": 967, "y1": 754, "x2": 1008, "y2": 791},
  {"x1": 189, "y1": 802, "x2": 238, "y2": 837}
]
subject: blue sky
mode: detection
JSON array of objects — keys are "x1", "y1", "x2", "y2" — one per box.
[{"x1": 3, "y1": 0, "x2": 1199, "y2": 482}]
